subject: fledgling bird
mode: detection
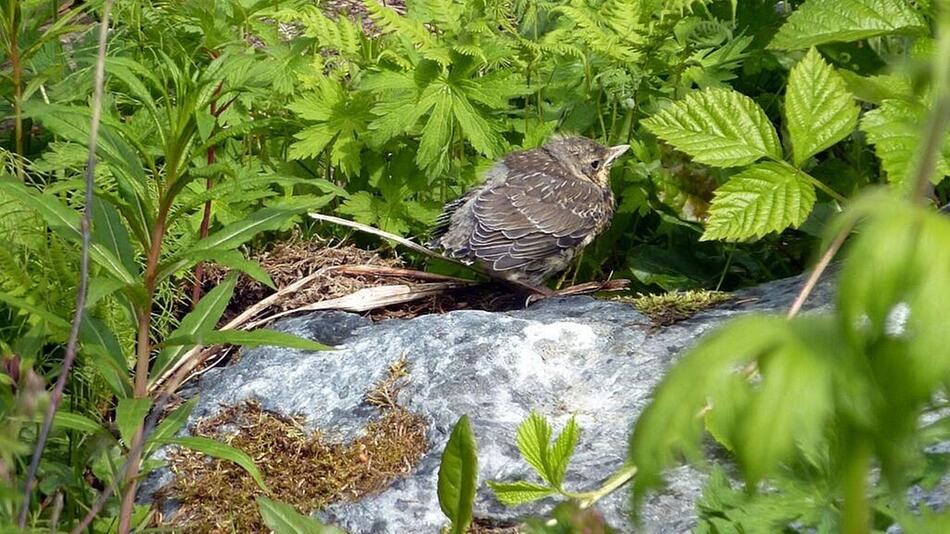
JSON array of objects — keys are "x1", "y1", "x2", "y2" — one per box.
[{"x1": 428, "y1": 135, "x2": 629, "y2": 293}]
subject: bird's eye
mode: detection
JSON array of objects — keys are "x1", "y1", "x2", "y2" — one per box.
[{"x1": 590, "y1": 160, "x2": 601, "y2": 170}]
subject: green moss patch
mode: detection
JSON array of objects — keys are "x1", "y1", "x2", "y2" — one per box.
[
  {"x1": 159, "y1": 361, "x2": 427, "y2": 532},
  {"x1": 618, "y1": 290, "x2": 732, "y2": 326}
]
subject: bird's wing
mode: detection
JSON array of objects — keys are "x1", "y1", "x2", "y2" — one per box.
[{"x1": 468, "y1": 171, "x2": 609, "y2": 272}]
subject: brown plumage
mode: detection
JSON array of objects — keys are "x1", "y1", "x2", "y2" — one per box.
[{"x1": 428, "y1": 135, "x2": 628, "y2": 289}]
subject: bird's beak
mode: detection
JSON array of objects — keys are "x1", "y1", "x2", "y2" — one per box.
[{"x1": 607, "y1": 144, "x2": 629, "y2": 164}]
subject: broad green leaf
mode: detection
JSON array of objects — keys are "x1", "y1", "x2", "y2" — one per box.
[
  {"x1": 189, "y1": 207, "x2": 300, "y2": 253},
  {"x1": 145, "y1": 398, "x2": 196, "y2": 456},
  {"x1": 487, "y1": 480, "x2": 557, "y2": 506},
  {"x1": 163, "y1": 436, "x2": 267, "y2": 490},
  {"x1": 417, "y1": 89, "x2": 454, "y2": 173},
  {"x1": 116, "y1": 398, "x2": 152, "y2": 447},
  {"x1": 861, "y1": 99, "x2": 950, "y2": 186},
  {"x1": 156, "y1": 248, "x2": 274, "y2": 289},
  {"x1": 630, "y1": 316, "x2": 796, "y2": 503},
  {"x1": 785, "y1": 48, "x2": 860, "y2": 166},
  {"x1": 0, "y1": 291, "x2": 70, "y2": 328},
  {"x1": 735, "y1": 320, "x2": 834, "y2": 483},
  {"x1": 162, "y1": 329, "x2": 328, "y2": 351},
  {"x1": 516, "y1": 412, "x2": 554, "y2": 485},
  {"x1": 53, "y1": 412, "x2": 107, "y2": 435},
  {"x1": 150, "y1": 273, "x2": 237, "y2": 383},
  {"x1": 549, "y1": 416, "x2": 579, "y2": 488},
  {"x1": 92, "y1": 196, "x2": 137, "y2": 275},
  {"x1": 643, "y1": 88, "x2": 781, "y2": 168},
  {"x1": 256, "y1": 497, "x2": 345, "y2": 534},
  {"x1": 838, "y1": 70, "x2": 915, "y2": 105},
  {"x1": 702, "y1": 163, "x2": 816, "y2": 242},
  {"x1": 80, "y1": 317, "x2": 132, "y2": 398},
  {"x1": 451, "y1": 91, "x2": 504, "y2": 158},
  {"x1": 0, "y1": 178, "x2": 136, "y2": 284},
  {"x1": 437, "y1": 415, "x2": 478, "y2": 533},
  {"x1": 769, "y1": 0, "x2": 928, "y2": 50}
]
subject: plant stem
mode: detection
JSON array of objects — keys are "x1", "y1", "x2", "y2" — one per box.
[
  {"x1": 841, "y1": 441, "x2": 870, "y2": 534},
  {"x1": 11, "y1": 10, "x2": 24, "y2": 180},
  {"x1": 190, "y1": 81, "x2": 222, "y2": 307},
  {"x1": 17, "y1": 0, "x2": 114, "y2": 525},
  {"x1": 564, "y1": 463, "x2": 638, "y2": 509},
  {"x1": 787, "y1": 221, "x2": 852, "y2": 318},
  {"x1": 117, "y1": 197, "x2": 171, "y2": 533},
  {"x1": 771, "y1": 158, "x2": 847, "y2": 204}
]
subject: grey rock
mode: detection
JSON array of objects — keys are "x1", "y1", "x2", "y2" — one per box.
[{"x1": 149, "y1": 272, "x2": 840, "y2": 532}]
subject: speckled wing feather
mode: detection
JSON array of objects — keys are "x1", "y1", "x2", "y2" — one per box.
[{"x1": 463, "y1": 169, "x2": 611, "y2": 273}]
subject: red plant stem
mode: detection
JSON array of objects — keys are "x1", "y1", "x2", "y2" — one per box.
[
  {"x1": 117, "y1": 197, "x2": 171, "y2": 533},
  {"x1": 17, "y1": 0, "x2": 114, "y2": 526},
  {"x1": 190, "y1": 83, "x2": 222, "y2": 307}
]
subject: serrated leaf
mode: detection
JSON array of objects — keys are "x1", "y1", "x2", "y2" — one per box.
[
  {"x1": 702, "y1": 163, "x2": 816, "y2": 242},
  {"x1": 150, "y1": 273, "x2": 237, "y2": 383},
  {"x1": 769, "y1": 0, "x2": 928, "y2": 50},
  {"x1": 487, "y1": 480, "x2": 557, "y2": 506},
  {"x1": 785, "y1": 48, "x2": 860, "y2": 166},
  {"x1": 162, "y1": 436, "x2": 267, "y2": 490},
  {"x1": 116, "y1": 397, "x2": 152, "y2": 447},
  {"x1": 643, "y1": 88, "x2": 781, "y2": 168},
  {"x1": 257, "y1": 497, "x2": 345, "y2": 534},
  {"x1": 516, "y1": 412, "x2": 554, "y2": 485},
  {"x1": 417, "y1": 90, "x2": 453, "y2": 173},
  {"x1": 437, "y1": 415, "x2": 478, "y2": 533},
  {"x1": 861, "y1": 99, "x2": 950, "y2": 186},
  {"x1": 549, "y1": 417, "x2": 579, "y2": 489},
  {"x1": 163, "y1": 329, "x2": 328, "y2": 351}
]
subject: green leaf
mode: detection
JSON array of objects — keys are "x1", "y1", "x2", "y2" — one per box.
[
  {"x1": 92, "y1": 196, "x2": 138, "y2": 275},
  {"x1": 256, "y1": 497, "x2": 345, "y2": 534},
  {"x1": 156, "y1": 249, "x2": 274, "y2": 289},
  {"x1": 146, "y1": 398, "x2": 196, "y2": 456},
  {"x1": 702, "y1": 163, "x2": 816, "y2": 242},
  {"x1": 630, "y1": 316, "x2": 795, "y2": 503},
  {"x1": 150, "y1": 273, "x2": 237, "y2": 383},
  {"x1": 0, "y1": 291, "x2": 70, "y2": 328},
  {"x1": 189, "y1": 207, "x2": 301, "y2": 253},
  {"x1": 116, "y1": 398, "x2": 152, "y2": 447},
  {"x1": 487, "y1": 480, "x2": 557, "y2": 506},
  {"x1": 163, "y1": 436, "x2": 267, "y2": 490},
  {"x1": 0, "y1": 178, "x2": 137, "y2": 284},
  {"x1": 735, "y1": 323, "x2": 833, "y2": 483},
  {"x1": 549, "y1": 416, "x2": 579, "y2": 488},
  {"x1": 643, "y1": 88, "x2": 781, "y2": 168},
  {"x1": 785, "y1": 48, "x2": 860, "y2": 166},
  {"x1": 769, "y1": 0, "x2": 928, "y2": 50},
  {"x1": 417, "y1": 89, "x2": 454, "y2": 173},
  {"x1": 80, "y1": 317, "x2": 132, "y2": 398},
  {"x1": 437, "y1": 415, "x2": 478, "y2": 533},
  {"x1": 516, "y1": 412, "x2": 554, "y2": 485},
  {"x1": 53, "y1": 412, "x2": 107, "y2": 435},
  {"x1": 163, "y1": 329, "x2": 328, "y2": 351},
  {"x1": 861, "y1": 99, "x2": 950, "y2": 186}
]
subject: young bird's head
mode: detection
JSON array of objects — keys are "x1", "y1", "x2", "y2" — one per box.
[{"x1": 545, "y1": 135, "x2": 629, "y2": 187}]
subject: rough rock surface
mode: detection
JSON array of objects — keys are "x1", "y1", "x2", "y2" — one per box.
[{"x1": 149, "y1": 273, "x2": 839, "y2": 532}]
